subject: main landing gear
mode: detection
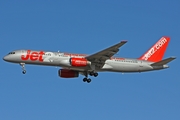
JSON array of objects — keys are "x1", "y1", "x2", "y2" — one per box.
[
  {"x1": 89, "y1": 71, "x2": 98, "y2": 77},
  {"x1": 83, "y1": 71, "x2": 99, "y2": 83},
  {"x1": 20, "y1": 63, "x2": 26, "y2": 74},
  {"x1": 83, "y1": 78, "x2": 91, "y2": 83}
]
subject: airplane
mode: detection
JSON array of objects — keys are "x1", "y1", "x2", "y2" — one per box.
[{"x1": 3, "y1": 36, "x2": 176, "y2": 83}]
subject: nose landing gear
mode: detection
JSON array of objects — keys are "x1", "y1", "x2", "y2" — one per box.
[{"x1": 20, "y1": 63, "x2": 26, "y2": 74}]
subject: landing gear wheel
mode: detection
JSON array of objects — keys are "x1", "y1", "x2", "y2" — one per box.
[
  {"x1": 83, "y1": 78, "x2": 91, "y2": 83},
  {"x1": 22, "y1": 70, "x2": 26, "y2": 74},
  {"x1": 89, "y1": 72, "x2": 94, "y2": 76},
  {"x1": 87, "y1": 79, "x2": 91, "y2": 83},
  {"x1": 83, "y1": 78, "x2": 87, "y2": 82},
  {"x1": 94, "y1": 73, "x2": 98, "y2": 77}
]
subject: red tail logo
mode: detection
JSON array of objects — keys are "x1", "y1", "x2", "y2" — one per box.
[{"x1": 139, "y1": 36, "x2": 170, "y2": 62}]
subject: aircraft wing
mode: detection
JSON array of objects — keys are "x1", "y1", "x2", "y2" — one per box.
[{"x1": 86, "y1": 41, "x2": 127, "y2": 69}]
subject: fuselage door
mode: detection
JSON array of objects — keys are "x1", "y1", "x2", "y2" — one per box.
[
  {"x1": 138, "y1": 60, "x2": 143, "y2": 72},
  {"x1": 139, "y1": 61, "x2": 143, "y2": 67}
]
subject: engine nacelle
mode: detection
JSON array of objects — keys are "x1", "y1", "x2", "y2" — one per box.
[
  {"x1": 70, "y1": 58, "x2": 90, "y2": 67},
  {"x1": 58, "y1": 69, "x2": 79, "y2": 78}
]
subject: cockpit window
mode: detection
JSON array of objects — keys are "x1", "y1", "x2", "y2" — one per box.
[{"x1": 8, "y1": 52, "x2": 15, "y2": 54}]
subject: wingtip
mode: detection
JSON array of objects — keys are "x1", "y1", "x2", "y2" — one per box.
[
  {"x1": 170, "y1": 56, "x2": 176, "y2": 59},
  {"x1": 121, "y1": 40, "x2": 128, "y2": 43}
]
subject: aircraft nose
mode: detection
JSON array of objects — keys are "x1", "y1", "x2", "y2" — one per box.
[
  {"x1": 3, "y1": 56, "x2": 7, "y2": 61},
  {"x1": 3, "y1": 56, "x2": 9, "y2": 61}
]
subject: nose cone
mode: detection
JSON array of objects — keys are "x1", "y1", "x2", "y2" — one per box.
[
  {"x1": 3, "y1": 56, "x2": 6, "y2": 61},
  {"x1": 3, "y1": 56, "x2": 10, "y2": 62}
]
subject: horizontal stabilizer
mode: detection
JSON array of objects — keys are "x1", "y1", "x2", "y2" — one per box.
[{"x1": 151, "y1": 57, "x2": 176, "y2": 66}]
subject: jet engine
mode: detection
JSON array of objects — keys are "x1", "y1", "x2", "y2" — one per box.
[
  {"x1": 70, "y1": 58, "x2": 90, "y2": 67},
  {"x1": 58, "y1": 69, "x2": 79, "y2": 78}
]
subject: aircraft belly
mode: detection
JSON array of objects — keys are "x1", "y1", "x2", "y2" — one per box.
[
  {"x1": 103, "y1": 61, "x2": 153, "y2": 72},
  {"x1": 140, "y1": 64, "x2": 154, "y2": 71},
  {"x1": 114, "y1": 64, "x2": 140, "y2": 72}
]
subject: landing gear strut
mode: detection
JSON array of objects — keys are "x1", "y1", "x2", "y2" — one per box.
[
  {"x1": 82, "y1": 71, "x2": 99, "y2": 83},
  {"x1": 20, "y1": 63, "x2": 26, "y2": 74},
  {"x1": 82, "y1": 71, "x2": 92, "y2": 83}
]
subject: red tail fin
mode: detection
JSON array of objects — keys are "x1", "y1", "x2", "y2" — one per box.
[{"x1": 139, "y1": 36, "x2": 170, "y2": 62}]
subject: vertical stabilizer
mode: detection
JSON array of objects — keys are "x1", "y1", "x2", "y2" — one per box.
[{"x1": 139, "y1": 36, "x2": 170, "y2": 62}]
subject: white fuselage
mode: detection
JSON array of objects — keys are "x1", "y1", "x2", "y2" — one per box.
[{"x1": 3, "y1": 50, "x2": 168, "y2": 73}]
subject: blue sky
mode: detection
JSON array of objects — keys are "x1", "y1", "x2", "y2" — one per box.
[{"x1": 0, "y1": 0, "x2": 179, "y2": 120}]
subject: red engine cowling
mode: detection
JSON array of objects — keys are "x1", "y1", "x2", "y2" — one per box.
[
  {"x1": 70, "y1": 58, "x2": 89, "y2": 67},
  {"x1": 58, "y1": 69, "x2": 79, "y2": 78}
]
